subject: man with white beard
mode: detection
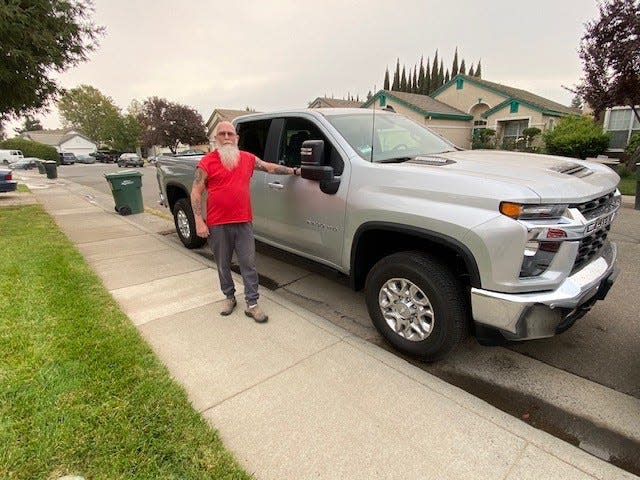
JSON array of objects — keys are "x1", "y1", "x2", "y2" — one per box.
[{"x1": 191, "y1": 121, "x2": 301, "y2": 323}]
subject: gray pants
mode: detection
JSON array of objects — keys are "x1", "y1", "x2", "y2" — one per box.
[{"x1": 208, "y1": 222, "x2": 259, "y2": 305}]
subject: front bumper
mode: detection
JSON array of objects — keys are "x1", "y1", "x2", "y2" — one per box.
[{"x1": 470, "y1": 241, "x2": 617, "y2": 340}]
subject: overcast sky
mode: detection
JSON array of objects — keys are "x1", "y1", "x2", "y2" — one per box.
[{"x1": 19, "y1": 0, "x2": 601, "y2": 131}]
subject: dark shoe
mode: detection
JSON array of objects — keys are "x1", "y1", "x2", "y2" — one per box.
[
  {"x1": 220, "y1": 297, "x2": 237, "y2": 316},
  {"x1": 245, "y1": 304, "x2": 268, "y2": 323}
]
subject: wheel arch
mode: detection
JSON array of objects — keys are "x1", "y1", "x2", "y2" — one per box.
[
  {"x1": 350, "y1": 222, "x2": 481, "y2": 291},
  {"x1": 165, "y1": 182, "x2": 190, "y2": 212}
]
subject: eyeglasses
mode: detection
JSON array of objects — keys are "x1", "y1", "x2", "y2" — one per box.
[{"x1": 217, "y1": 131, "x2": 236, "y2": 137}]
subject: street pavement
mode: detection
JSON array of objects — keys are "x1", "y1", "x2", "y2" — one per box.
[{"x1": 5, "y1": 170, "x2": 638, "y2": 479}]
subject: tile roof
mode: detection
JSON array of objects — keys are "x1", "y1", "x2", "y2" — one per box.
[
  {"x1": 443, "y1": 75, "x2": 581, "y2": 115},
  {"x1": 309, "y1": 97, "x2": 364, "y2": 108},
  {"x1": 20, "y1": 129, "x2": 96, "y2": 146},
  {"x1": 376, "y1": 90, "x2": 470, "y2": 117}
]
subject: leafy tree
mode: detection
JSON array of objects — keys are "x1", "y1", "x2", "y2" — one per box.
[
  {"x1": 626, "y1": 131, "x2": 640, "y2": 171},
  {"x1": 15, "y1": 116, "x2": 43, "y2": 134},
  {"x1": 571, "y1": 94, "x2": 583, "y2": 109},
  {"x1": 543, "y1": 115, "x2": 611, "y2": 159},
  {"x1": 0, "y1": 0, "x2": 103, "y2": 120},
  {"x1": 138, "y1": 97, "x2": 207, "y2": 154},
  {"x1": 58, "y1": 85, "x2": 121, "y2": 143},
  {"x1": 576, "y1": 0, "x2": 640, "y2": 122}
]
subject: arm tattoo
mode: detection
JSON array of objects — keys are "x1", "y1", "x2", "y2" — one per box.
[
  {"x1": 255, "y1": 157, "x2": 293, "y2": 175},
  {"x1": 191, "y1": 168, "x2": 206, "y2": 217},
  {"x1": 272, "y1": 164, "x2": 291, "y2": 175}
]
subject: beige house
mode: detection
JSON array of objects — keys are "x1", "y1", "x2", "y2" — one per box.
[
  {"x1": 308, "y1": 97, "x2": 363, "y2": 108},
  {"x1": 431, "y1": 75, "x2": 580, "y2": 148},
  {"x1": 20, "y1": 129, "x2": 97, "y2": 156},
  {"x1": 361, "y1": 90, "x2": 473, "y2": 148},
  {"x1": 205, "y1": 108, "x2": 255, "y2": 147}
]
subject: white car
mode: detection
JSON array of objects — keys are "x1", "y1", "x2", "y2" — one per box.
[{"x1": 118, "y1": 153, "x2": 144, "y2": 168}]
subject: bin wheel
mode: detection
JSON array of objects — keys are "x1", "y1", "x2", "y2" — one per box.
[{"x1": 118, "y1": 206, "x2": 132, "y2": 216}]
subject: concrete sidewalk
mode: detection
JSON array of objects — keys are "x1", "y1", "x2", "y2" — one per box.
[{"x1": 9, "y1": 171, "x2": 637, "y2": 480}]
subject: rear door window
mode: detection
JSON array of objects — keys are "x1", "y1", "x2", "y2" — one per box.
[{"x1": 237, "y1": 119, "x2": 271, "y2": 159}]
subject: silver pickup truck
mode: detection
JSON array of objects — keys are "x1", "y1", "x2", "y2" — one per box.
[{"x1": 156, "y1": 108, "x2": 620, "y2": 360}]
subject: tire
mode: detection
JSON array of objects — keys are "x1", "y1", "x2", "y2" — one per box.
[
  {"x1": 365, "y1": 251, "x2": 469, "y2": 361},
  {"x1": 173, "y1": 198, "x2": 207, "y2": 249}
]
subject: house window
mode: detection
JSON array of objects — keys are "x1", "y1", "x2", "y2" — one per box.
[
  {"x1": 510, "y1": 101, "x2": 519, "y2": 113},
  {"x1": 456, "y1": 77, "x2": 464, "y2": 90},
  {"x1": 501, "y1": 119, "x2": 529, "y2": 140},
  {"x1": 604, "y1": 107, "x2": 639, "y2": 150}
]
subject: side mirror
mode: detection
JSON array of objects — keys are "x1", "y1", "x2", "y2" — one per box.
[{"x1": 300, "y1": 139, "x2": 340, "y2": 195}]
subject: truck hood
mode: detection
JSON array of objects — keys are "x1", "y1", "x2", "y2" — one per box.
[{"x1": 401, "y1": 149, "x2": 619, "y2": 202}]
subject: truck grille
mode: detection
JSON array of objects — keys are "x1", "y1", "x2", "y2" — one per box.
[
  {"x1": 573, "y1": 224, "x2": 611, "y2": 273},
  {"x1": 570, "y1": 192, "x2": 618, "y2": 273},
  {"x1": 570, "y1": 192, "x2": 616, "y2": 220}
]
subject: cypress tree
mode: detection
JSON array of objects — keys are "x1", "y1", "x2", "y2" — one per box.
[
  {"x1": 459, "y1": 58, "x2": 466, "y2": 75},
  {"x1": 468, "y1": 63, "x2": 475, "y2": 77},
  {"x1": 425, "y1": 58, "x2": 431, "y2": 94},
  {"x1": 418, "y1": 56, "x2": 425, "y2": 94},
  {"x1": 445, "y1": 68, "x2": 450, "y2": 84},
  {"x1": 452, "y1": 47, "x2": 459, "y2": 77},
  {"x1": 392, "y1": 58, "x2": 400, "y2": 91},
  {"x1": 431, "y1": 51, "x2": 439, "y2": 92},
  {"x1": 438, "y1": 60, "x2": 444, "y2": 89},
  {"x1": 475, "y1": 59, "x2": 482, "y2": 78},
  {"x1": 400, "y1": 66, "x2": 407, "y2": 91},
  {"x1": 383, "y1": 68, "x2": 390, "y2": 90},
  {"x1": 412, "y1": 65, "x2": 418, "y2": 93}
]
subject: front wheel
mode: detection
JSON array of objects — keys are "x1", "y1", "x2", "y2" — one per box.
[
  {"x1": 173, "y1": 198, "x2": 207, "y2": 249},
  {"x1": 365, "y1": 251, "x2": 469, "y2": 361}
]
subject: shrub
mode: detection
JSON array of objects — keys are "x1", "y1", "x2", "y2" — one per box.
[
  {"x1": 626, "y1": 131, "x2": 640, "y2": 168},
  {"x1": 542, "y1": 115, "x2": 610, "y2": 159},
  {"x1": 0, "y1": 137, "x2": 59, "y2": 162},
  {"x1": 471, "y1": 128, "x2": 496, "y2": 149}
]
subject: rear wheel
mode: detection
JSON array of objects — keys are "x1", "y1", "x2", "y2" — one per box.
[
  {"x1": 365, "y1": 251, "x2": 469, "y2": 361},
  {"x1": 173, "y1": 198, "x2": 207, "y2": 249}
]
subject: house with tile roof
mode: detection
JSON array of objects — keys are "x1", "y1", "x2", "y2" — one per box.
[
  {"x1": 19, "y1": 129, "x2": 97, "y2": 156},
  {"x1": 206, "y1": 108, "x2": 257, "y2": 147},
  {"x1": 431, "y1": 75, "x2": 580, "y2": 148},
  {"x1": 361, "y1": 90, "x2": 473, "y2": 148},
  {"x1": 308, "y1": 97, "x2": 363, "y2": 109}
]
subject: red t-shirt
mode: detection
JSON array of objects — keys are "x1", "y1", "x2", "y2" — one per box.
[{"x1": 197, "y1": 150, "x2": 256, "y2": 226}]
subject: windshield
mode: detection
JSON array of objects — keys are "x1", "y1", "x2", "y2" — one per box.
[{"x1": 325, "y1": 112, "x2": 457, "y2": 162}]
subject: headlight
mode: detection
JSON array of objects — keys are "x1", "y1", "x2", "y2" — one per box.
[{"x1": 500, "y1": 202, "x2": 568, "y2": 220}]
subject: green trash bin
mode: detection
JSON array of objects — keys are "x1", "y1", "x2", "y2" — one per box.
[
  {"x1": 104, "y1": 170, "x2": 144, "y2": 215},
  {"x1": 43, "y1": 160, "x2": 57, "y2": 179},
  {"x1": 36, "y1": 160, "x2": 46, "y2": 174}
]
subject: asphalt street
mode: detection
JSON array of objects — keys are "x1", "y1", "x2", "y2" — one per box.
[{"x1": 51, "y1": 161, "x2": 640, "y2": 472}]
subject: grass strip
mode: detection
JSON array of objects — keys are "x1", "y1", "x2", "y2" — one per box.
[{"x1": 0, "y1": 205, "x2": 252, "y2": 480}]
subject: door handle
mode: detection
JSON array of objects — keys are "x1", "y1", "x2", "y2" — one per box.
[{"x1": 268, "y1": 182, "x2": 284, "y2": 190}]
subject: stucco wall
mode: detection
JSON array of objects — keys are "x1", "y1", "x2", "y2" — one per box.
[{"x1": 434, "y1": 80, "x2": 506, "y2": 113}]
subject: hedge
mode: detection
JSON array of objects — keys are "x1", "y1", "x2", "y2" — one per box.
[{"x1": 0, "y1": 137, "x2": 59, "y2": 162}]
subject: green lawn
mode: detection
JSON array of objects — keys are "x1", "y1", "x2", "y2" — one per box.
[
  {"x1": 618, "y1": 175, "x2": 637, "y2": 196},
  {"x1": 0, "y1": 204, "x2": 251, "y2": 480}
]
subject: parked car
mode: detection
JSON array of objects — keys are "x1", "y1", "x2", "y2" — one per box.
[
  {"x1": 176, "y1": 148, "x2": 206, "y2": 156},
  {"x1": 0, "y1": 168, "x2": 17, "y2": 193},
  {"x1": 118, "y1": 153, "x2": 144, "y2": 167},
  {"x1": 0, "y1": 149, "x2": 24, "y2": 165},
  {"x1": 59, "y1": 152, "x2": 76, "y2": 165},
  {"x1": 75, "y1": 154, "x2": 96, "y2": 164},
  {"x1": 8, "y1": 157, "x2": 39, "y2": 170},
  {"x1": 90, "y1": 150, "x2": 119, "y2": 163}
]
